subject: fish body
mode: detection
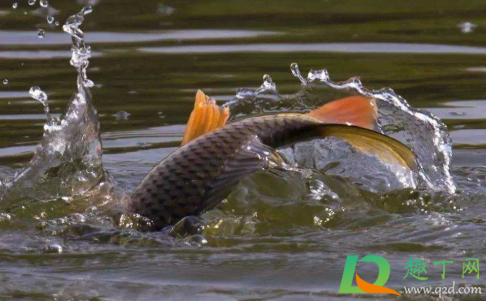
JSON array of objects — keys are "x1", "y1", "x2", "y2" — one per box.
[
  {"x1": 130, "y1": 114, "x2": 318, "y2": 230},
  {"x1": 130, "y1": 91, "x2": 415, "y2": 231}
]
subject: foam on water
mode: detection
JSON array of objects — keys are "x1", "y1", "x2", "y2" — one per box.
[{"x1": 2, "y1": 6, "x2": 106, "y2": 203}]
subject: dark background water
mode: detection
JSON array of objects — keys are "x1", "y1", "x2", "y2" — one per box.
[{"x1": 1, "y1": 0, "x2": 486, "y2": 300}]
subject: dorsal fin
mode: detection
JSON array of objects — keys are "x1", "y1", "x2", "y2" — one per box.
[
  {"x1": 181, "y1": 90, "x2": 229, "y2": 145},
  {"x1": 306, "y1": 96, "x2": 377, "y2": 130}
]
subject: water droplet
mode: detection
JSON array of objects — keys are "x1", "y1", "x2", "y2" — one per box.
[
  {"x1": 290, "y1": 62, "x2": 308, "y2": 85},
  {"x1": 113, "y1": 111, "x2": 130, "y2": 120},
  {"x1": 3, "y1": 79, "x2": 8, "y2": 85},
  {"x1": 458, "y1": 21, "x2": 477, "y2": 34},
  {"x1": 263, "y1": 74, "x2": 272, "y2": 83},
  {"x1": 39, "y1": 0, "x2": 48, "y2": 7},
  {"x1": 29, "y1": 86, "x2": 50, "y2": 116},
  {"x1": 81, "y1": 6, "x2": 93, "y2": 15},
  {"x1": 37, "y1": 29, "x2": 45, "y2": 38},
  {"x1": 47, "y1": 16, "x2": 54, "y2": 24},
  {"x1": 28, "y1": 0, "x2": 36, "y2": 5},
  {"x1": 157, "y1": 4, "x2": 175, "y2": 15},
  {"x1": 260, "y1": 74, "x2": 277, "y2": 91},
  {"x1": 42, "y1": 244, "x2": 63, "y2": 254},
  {"x1": 307, "y1": 69, "x2": 329, "y2": 83},
  {"x1": 12, "y1": 2, "x2": 18, "y2": 9}
]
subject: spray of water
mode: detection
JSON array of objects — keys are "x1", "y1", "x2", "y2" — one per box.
[
  {"x1": 3, "y1": 7, "x2": 106, "y2": 202},
  {"x1": 227, "y1": 63, "x2": 455, "y2": 193}
]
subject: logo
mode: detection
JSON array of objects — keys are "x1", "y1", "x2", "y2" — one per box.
[{"x1": 339, "y1": 255, "x2": 401, "y2": 296}]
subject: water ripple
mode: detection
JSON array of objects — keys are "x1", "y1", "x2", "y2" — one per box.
[{"x1": 140, "y1": 43, "x2": 486, "y2": 54}]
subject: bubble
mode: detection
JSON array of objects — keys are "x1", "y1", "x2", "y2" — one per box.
[
  {"x1": 39, "y1": 0, "x2": 48, "y2": 7},
  {"x1": 28, "y1": 0, "x2": 36, "y2": 5},
  {"x1": 12, "y1": 2, "x2": 18, "y2": 9},
  {"x1": 2, "y1": 79, "x2": 8, "y2": 85},
  {"x1": 47, "y1": 16, "x2": 54, "y2": 24},
  {"x1": 37, "y1": 29, "x2": 45, "y2": 38}
]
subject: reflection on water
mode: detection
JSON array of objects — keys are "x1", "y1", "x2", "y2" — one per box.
[
  {"x1": 428, "y1": 100, "x2": 486, "y2": 120},
  {"x1": 1, "y1": 0, "x2": 486, "y2": 300},
  {"x1": 0, "y1": 29, "x2": 279, "y2": 45},
  {"x1": 140, "y1": 42, "x2": 486, "y2": 54}
]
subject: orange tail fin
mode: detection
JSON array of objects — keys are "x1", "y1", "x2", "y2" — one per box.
[
  {"x1": 306, "y1": 96, "x2": 377, "y2": 130},
  {"x1": 181, "y1": 90, "x2": 230, "y2": 145}
]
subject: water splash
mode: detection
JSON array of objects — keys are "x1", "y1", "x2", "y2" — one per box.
[
  {"x1": 303, "y1": 64, "x2": 454, "y2": 193},
  {"x1": 4, "y1": 7, "x2": 106, "y2": 202},
  {"x1": 228, "y1": 63, "x2": 455, "y2": 193},
  {"x1": 63, "y1": 6, "x2": 95, "y2": 88},
  {"x1": 224, "y1": 74, "x2": 281, "y2": 118}
]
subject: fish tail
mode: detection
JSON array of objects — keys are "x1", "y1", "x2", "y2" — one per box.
[
  {"x1": 302, "y1": 96, "x2": 415, "y2": 169},
  {"x1": 181, "y1": 90, "x2": 229, "y2": 145},
  {"x1": 306, "y1": 95, "x2": 377, "y2": 130},
  {"x1": 298, "y1": 124, "x2": 417, "y2": 170}
]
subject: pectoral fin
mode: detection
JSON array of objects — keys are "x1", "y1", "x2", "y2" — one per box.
[{"x1": 203, "y1": 136, "x2": 284, "y2": 210}]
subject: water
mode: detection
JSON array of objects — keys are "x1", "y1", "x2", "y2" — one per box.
[{"x1": 1, "y1": 1, "x2": 486, "y2": 300}]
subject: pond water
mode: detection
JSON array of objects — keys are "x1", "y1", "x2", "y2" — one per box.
[{"x1": 1, "y1": 0, "x2": 486, "y2": 300}]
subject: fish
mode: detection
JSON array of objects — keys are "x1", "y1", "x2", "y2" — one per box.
[{"x1": 129, "y1": 90, "x2": 417, "y2": 231}]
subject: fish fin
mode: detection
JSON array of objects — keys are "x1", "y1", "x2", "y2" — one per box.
[
  {"x1": 203, "y1": 136, "x2": 283, "y2": 210},
  {"x1": 181, "y1": 90, "x2": 230, "y2": 146},
  {"x1": 306, "y1": 96, "x2": 377, "y2": 130},
  {"x1": 314, "y1": 124, "x2": 417, "y2": 170}
]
